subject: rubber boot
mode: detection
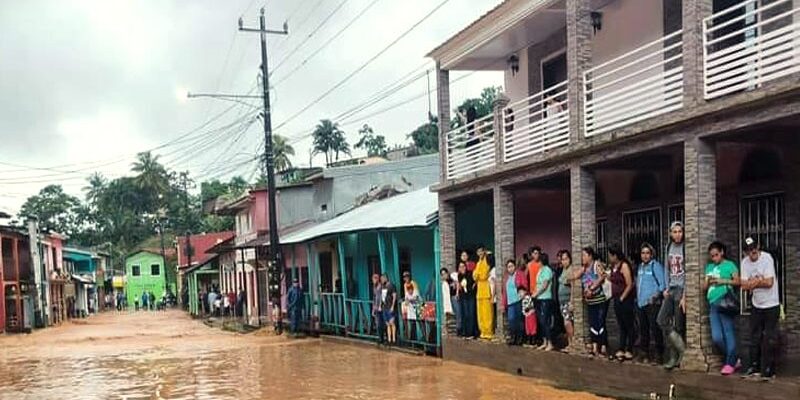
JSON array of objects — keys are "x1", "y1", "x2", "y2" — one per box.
[{"x1": 664, "y1": 331, "x2": 685, "y2": 370}]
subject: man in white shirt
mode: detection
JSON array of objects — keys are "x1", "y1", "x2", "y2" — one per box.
[{"x1": 739, "y1": 237, "x2": 780, "y2": 380}]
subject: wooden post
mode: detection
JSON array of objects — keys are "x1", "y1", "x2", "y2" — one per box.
[
  {"x1": 433, "y1": 225, "x2": 442, "y2": 355},
  {"x1": 390, "y1": 232, "x2": 404, "y2": 343}
]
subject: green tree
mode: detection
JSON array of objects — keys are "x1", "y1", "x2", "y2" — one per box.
[
  {"x1": 354, "y1": 124, "x2": 388, "y2": 157},
  {"x1": 408, "y1": 115, "x2": 439, "y2": 154},
  {"x1": 83, "y1": 172, "x2": 107, "y2": 207},
  {"x1": 312, "y1": 119, "x2": 350, "y2": 166},
  {"x1": 272, "y1": 134, "x2": 295, "y2": 173},
  {"x1": 19, "y1": 185, "x2": 85, "y2": 237},
  {"x1": 132, "y1": 151, "x2": 170, "y2": 211},
  {"x1": 451, "y1": 86, "x2": 501, "y2": 129}
]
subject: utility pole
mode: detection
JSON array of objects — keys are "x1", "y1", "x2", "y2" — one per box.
[
  {"x1": 180, "y1": 172, "x2": 193, "y2": 309},
  {"x1": 240, "y1": 7, "x2": 288, "y2": 333}
]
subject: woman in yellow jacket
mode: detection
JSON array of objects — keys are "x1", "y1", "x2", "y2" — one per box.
[{"x1": 474, "y1": 245, "x2": 494, "y2": 339}]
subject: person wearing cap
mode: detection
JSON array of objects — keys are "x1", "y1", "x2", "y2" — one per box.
[
  {"x1": 286, "y1": 278, "x2": 304, "y2": 335},
  {"x1": 740, "y1": 236, "x2": 780, "y2": 380},
  {"x1": 658, "y1": 221, "x2": 687, "y2": 370},
  {"x1": 636, "y1": 242, "x2": 667, "y2": 364}
]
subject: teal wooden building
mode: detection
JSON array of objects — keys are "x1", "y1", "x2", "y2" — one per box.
[
  {"x1": 124, "y1": 250, "x2": 167, "y2": 307},
  {"x1": 281, "y1": 187, "x2": 441, "y2": 353}
]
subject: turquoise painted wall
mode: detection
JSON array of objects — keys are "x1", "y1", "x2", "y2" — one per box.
[
  {"x1": 394, "y1": 229, "x2": 436, "y2": 301},
  {"x1": 454, "y1": 197, "x2": 495, "y2": 264},
  {"x1": 125, "y1": 251, "x2": 166, "y2": 306}
]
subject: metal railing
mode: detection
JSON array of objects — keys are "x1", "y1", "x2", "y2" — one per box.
[
  {"x1": 584, "y1": 30, "x2": 684, "y2": 137},
  {"x1": 704, "y1": 0, "x2": 800, "y2": 100},
  {"x1": 319, "y1": 293, "x2": 345, "y2": 331},
  {"x1": 399, "y1": 300, "x2": 438, "y2": 350},
  {"x1": 502, "y1": 81, "x2": 570, "y2": 162},
  {"x1": 445, "y1": 113, "x2": 495, "y2": 179},
  {"x1": 345, "y1": 299, "x2": 378, "y2": 340}
]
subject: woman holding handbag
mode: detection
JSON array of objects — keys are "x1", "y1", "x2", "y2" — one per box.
[{"x1": 704, "y1": 241, "x2": 741, "y2": 376}]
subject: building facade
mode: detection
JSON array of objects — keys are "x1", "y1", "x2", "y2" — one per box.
[
  {"x1": 124, "y1": 250, "x2": 166, "y2": 308},
  {"x1": 431, "y1": 0, "x2": 800, "y2": 379}
]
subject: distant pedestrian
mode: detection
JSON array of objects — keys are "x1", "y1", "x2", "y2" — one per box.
[
  {"x1": 149, "y1": 291, "x2": 156, "y2": 311},
  {"x1": 380, "y1": 274, "x2": 398, "y2": 345},
  {"x1": 372, "y1": 274, "x2": 386, "y2": 344},
  {"x1": 287, "y1": 278, "x2": 303, "y2": 334}
]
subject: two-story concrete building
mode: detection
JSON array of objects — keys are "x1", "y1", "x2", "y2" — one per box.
[{"x1": 430, "y1": 0, "x2": 799, "y2": 396}]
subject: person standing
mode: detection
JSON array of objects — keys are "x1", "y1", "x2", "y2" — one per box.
[
  {"x1": 740, "y1": 237, "x2": 780, "y2": 381},
  {"x1": 608, "y1": 247, "x2": 635, "y2": 361},
  {"x1": 474, "y1": 245, "x2": 494, "y2": 340},
  {"x1": 533, "y1": 253, "x2": 555, "y2": 351},
  {"x1": 287, "y1": 278, "x2": 303, "y2": 334},
  {"x1": 372, "y1": 274, "x2": 385, "y2": 344},
  {"x1": 658, "y1": 221, "x2": 687, "y2": 370},
  {"x1": 460, "y1": 250, "x2": 476, "y2": 273},
  {"x1": 636, "y1": 242, "x2": 667, "y2": 364},
  {"x1": 141, "y1": 292, "x2": 149, "y2": 312},
  {"x1": 440, "y1": 268, "x2": 456, "y2": 335},
  {"x1": 555, "y1": 250, "x2": 578, "y2": 349},
  {"x1": 703, "y1": 241, "x2": 740, "y2": 376},
  {"x1": 581, "y1": 247, "x2": 608, "y2": 357},
  {"x1": 380, "y1": 274, "x2": 398, "y2": 345},
  {"x1": 502, "y1": 260, "x2": 523, "y2": 346},
  {"x1": 457, "y1": 261, "x2": 477, "y2": 338},
  {"x1": 149, "y1": 291, "x2": 156, "y2": 312}
]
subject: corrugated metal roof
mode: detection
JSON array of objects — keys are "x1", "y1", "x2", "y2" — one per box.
[{"x1": 282, "y1": 187, "x2": 438, "y2": 244}]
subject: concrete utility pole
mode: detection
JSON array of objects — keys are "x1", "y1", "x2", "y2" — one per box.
[{"x1": 239, "y1": 7, "x2": 288, "y2": 333}]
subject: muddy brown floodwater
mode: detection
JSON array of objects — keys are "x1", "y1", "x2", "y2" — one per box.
[{"x1": 0, "y1": 311, "x2": 609, "y2": 400}]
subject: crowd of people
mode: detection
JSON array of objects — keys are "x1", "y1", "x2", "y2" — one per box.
[
  {"x1": 198, "y1": 287, "x2": 247, "y2": 318},
  {"x1": 440, "y1": 221, "x2": 781, "y2": 380}
]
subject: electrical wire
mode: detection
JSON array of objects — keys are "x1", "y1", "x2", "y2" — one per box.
[{"x1": 272, "y1": 0, "x2": 452, "y2": 132}]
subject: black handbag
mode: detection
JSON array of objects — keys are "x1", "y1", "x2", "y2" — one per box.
[{"x1": 717, "y1": 287, "x2": 740, "y2": 315}]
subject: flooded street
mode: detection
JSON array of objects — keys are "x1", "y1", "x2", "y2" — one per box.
[{"x1": 0, "y1": 311, "x2": 608, "y2": 400}]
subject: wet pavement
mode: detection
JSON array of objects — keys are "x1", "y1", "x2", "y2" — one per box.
[{"x1": 0, "y1": 311, "x2": 609, "y2": 400}]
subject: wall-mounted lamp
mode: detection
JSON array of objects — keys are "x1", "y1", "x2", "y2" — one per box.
[
  {"x1": 507, "y1": 54, "x2": 520, "y2": 76},
  {"x1": 590, "y1": 11, "x2": 603, "y2": 35}
]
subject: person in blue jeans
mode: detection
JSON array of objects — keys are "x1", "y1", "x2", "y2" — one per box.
[
  {"x1": 636, "y1": 242, "x2": 667, "y2": 364},
  {"x1": 502, "y1": 259, "x2": 523, "y2": 345},
  {"x1": 534, "y1": 253, "x2": 555, "y2": 351},
  {"x1": 287, "y1": 278, "x2": 303, "y2": 334},
  {"x1": 704, "y1": 241, "x2": 741, "y2": 376}
]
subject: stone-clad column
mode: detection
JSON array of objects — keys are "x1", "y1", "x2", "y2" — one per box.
[
  {"x1": 493, "y1": 185, "x2": 514, "y2": 338},
  {"x1": 569, "y1": 165, "x2": 595, "y2": 350},
  {"x1": 438, "y1": 198, "x2": 456, "y2": 272},
  {"x1": 566, "y1": 0, "x2": 592, "y2": 143},
  {"x1": 682, "y1": 0, "x2": 713, "y2": 107},
  {"x1": 436, "y1": 63, "x2": 451, "y2": 182},
  {"x1": 683, "y1": 137, "x2": 717, "y2": 371},
  {"x1": 493, "y1": 94, "x2": 510, "y2": 166}
]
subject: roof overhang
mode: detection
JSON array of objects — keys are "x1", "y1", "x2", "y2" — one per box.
[{"x1": 427, "y1": 0, "x2": 566, "y2": 71}]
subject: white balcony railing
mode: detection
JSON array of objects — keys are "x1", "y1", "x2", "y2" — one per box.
[
  {"x1": 502, "y1": 81, "x2": 569, "y2": 163},
  {"x1": 704, "y1": 0, "x2": 800, "y2": 100},
  {"x1": 584, "y1": 30, "x2": 684, "y2": 137},
  {"x1": 445, "y1": 113, "x2": 495, "y2": 180}
]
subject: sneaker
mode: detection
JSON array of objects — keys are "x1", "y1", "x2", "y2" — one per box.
[
  {"x1": 761, "y1": 368, "x2": 776, "y2": 382},
  {"x1": 721, "y1": 365, "x2": 735, "y2": 376},
  {"x1": 544, "y1": 343, "x2": 554, "y2": 352},
  {"x1": 742, "y1": 366, "x2": 761, "y2": 379}
]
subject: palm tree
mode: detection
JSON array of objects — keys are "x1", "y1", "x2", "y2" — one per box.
[
  {"x1": 83, "y1": 172, "x2": 107, "y2": 206},
  {"x1": 332, "y1": 130, "x2": 351, "y2": 162},
  {"x1": 272, "y1": 134, "x2": 295, "y2": 173},
  {"x1": 132, "y1": 151, "x2": 169, "y2": 194},
  {"x1": 312, "y1": 119, "x2": 338, "y2": 166}
]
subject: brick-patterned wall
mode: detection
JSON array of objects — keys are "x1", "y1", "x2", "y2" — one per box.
[
  {"x1": 493, "y1": 185, "x2": 515, "y2": 336},
  {"x1": 570, "y1": 165, "x2": 595, "y2": 349},
  {"x1": 566, "y1": 0, "x2": 592, "y2": 143},
  {"x1": 436, "y1": 64, "x2": 450, "y2": 183}
]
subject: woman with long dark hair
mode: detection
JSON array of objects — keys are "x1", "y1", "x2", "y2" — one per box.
[
  {"x1": 580, "y1": 246, "x2": 608, "y2": 356},
  {"x1": 534, "y1": 252, "x2": 555, "y2": 351},
  {"x1": 502, "y1": 259, "x2": 523, "y2": 345},
  {"x1": 703, "y1": 241, "x2": 741, "y2": 375},
  {"x1": 608, "y1": 246, "x2": 636, "y2": 361}
]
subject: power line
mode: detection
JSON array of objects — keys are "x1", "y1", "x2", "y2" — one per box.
[
  {"x1": 272, "y1": 0, "x2": 325, "y2": 57},
  {"x1": 272, "y1": 0, "x2": 382, "y2": 88},
  {"x1": 272, "y1": 0, "x2": 452, "y2": 133},
  {"x1": 270, "y1": 0, "x2": 350, "y2": 75}
]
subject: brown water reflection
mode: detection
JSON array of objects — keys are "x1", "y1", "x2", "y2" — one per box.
[{"x1": 0, "y1": 311, "x2": 607, "y2": 400}]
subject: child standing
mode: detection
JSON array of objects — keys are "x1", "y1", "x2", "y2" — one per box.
[{"x1": 521, "y1": 287, "x2": 537, "y2": 346}]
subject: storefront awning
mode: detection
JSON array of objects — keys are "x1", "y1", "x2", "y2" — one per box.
[{"x1": 71, "y1": 274, "x2": 95, "y2": 284}]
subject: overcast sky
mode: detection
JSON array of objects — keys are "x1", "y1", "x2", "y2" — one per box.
[{"x1": 0, "y1": 0, "x2": 502, "y2": 215}]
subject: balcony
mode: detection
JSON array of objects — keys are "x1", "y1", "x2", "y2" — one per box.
[
  {"x1": 503, "y1": 80, "x2": 570, "y2": 162},
  {"x1": 584, "y1": 29, "x2": 684, "y2": 137},
  {"x1": 445, "y1": 113, "x2": 496, "y2": 180},
  {"x1": 704, "y1": 0, "x2": 800, "y2": 100}
]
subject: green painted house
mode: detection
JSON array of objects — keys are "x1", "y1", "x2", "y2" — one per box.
[{"x1": 124, "y1": 250, "x2": 166, "y2": 307}]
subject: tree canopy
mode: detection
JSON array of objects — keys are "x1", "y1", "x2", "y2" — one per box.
[{"x1": 354, "y1": 124, "x2": 388, "y2": 157}]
